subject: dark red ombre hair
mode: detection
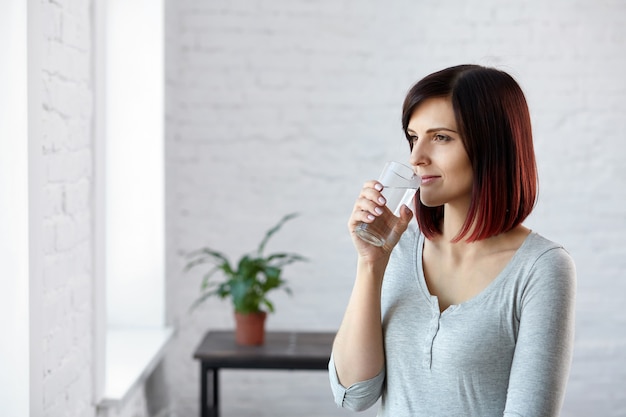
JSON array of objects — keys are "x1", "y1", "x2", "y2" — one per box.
[{"x1": 402, "y1": 65, "x2": 538, "y2": 242}]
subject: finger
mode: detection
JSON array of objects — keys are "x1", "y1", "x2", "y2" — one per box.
[
  {"x1": 392, "y1": 204, "x2": 412, "y2": 233},
  {"x1": 348, "y1": 208, "x2": 376, "y2": 229},
  {"x1": 348, "y1": 180, "x2": 386, "y2": 230},
  {"x1": 352, "y1": 195, "x2": 386, "y2": 221},
  {"x1": 353, "y1": 182, "x2": 386, "y2": 211},
  {"x1": 360, "y1": 180, "x2": 383, "y2": 192},
  {"x1": 358, "y1": 182, "x2": 385, "y2": 204},
  {"x1": 399, "y1": 204, "x2": 413, "y2": 224}
]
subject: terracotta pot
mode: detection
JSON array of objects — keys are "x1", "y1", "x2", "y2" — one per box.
[{"x1": 234, "y1": 311, "x2": 267, "y2": 346}]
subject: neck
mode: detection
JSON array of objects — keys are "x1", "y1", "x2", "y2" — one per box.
[
  {"x1": 436, "y1": 202, "x2": 528, "y2": 258},
  {"x1": 435, "y1": 212, "x2": 529, "y2": 262},
  {"x1": 439, "y1": 202, "x2": 470, "y2": 243}
]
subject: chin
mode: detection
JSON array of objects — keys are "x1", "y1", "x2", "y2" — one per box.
[{"x1": 419, "y1": 197, "x2": 442, "y2": 208}]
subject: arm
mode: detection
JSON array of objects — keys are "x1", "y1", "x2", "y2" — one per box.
[
  {"x1": 328, "y1": 257, "x2": 387, "y2": 411},
  {"x1": 504, "y1": 247, "x2": 576, "y2": 416},
  {"x1": 329, "y1": 180, "x2": 413, "y2": 410},
  {"x1": 332, "y1": 257, "x2": 387, "y2": 385}
]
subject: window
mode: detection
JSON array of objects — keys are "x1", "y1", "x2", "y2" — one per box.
[{"x1": 94, "y1": 0, "x2": 172, "y2": 407}]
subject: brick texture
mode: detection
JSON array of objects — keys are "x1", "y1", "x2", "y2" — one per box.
[
  {"x1": 40, "y1": 0, "x2": 95, "y2": 415},
  {"x1": 165, "y1": 1, "x2": 626, "y2": 416}
]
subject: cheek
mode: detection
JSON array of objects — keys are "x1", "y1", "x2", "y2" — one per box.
[
  {"x1": 454, "y1": 155, "x2": 473, "y2": 182},
  {"x1": 447, "y1": 157, "x2": 473, "y2": 193},
  {"x1": 458, "y1": 164, "x2": 473, "y2": 185}
]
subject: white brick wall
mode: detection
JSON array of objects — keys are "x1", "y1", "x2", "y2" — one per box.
[
  {"x1": 40, "y1": 0, "x2": 96, "y2": 415},
  {"x1": 39, "y1": 0, "x2": 158, "y2": 415},
  {"x1": 166, "y1": 1, "x2": 626, "y2": 416}
]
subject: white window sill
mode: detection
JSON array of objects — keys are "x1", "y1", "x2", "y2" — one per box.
[{"x1": 98, "y1": 326, "x2": 174, "y2": 410}]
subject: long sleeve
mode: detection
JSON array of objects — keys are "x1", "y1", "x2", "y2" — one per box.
[
  {"x1": 503, "y1": 247, "x2": 576, "y2": 416},
  {"x1": 328, "y1": 231, "x2": 576, "y2": 417},
  {"x1": 328, "y1": 353, "x2": 385, "y2": 411}
]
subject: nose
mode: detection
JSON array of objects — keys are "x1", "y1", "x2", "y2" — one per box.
[{"x1": 409, "y1": 137, "x2": 429, "y2": 168}]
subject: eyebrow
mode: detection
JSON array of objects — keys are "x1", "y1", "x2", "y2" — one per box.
[{"x1": 407, "y1": 127, "x2": 458, "y2": 135}]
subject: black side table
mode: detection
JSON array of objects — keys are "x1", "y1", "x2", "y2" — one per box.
[{"x1": 193, "y1": 330, "x2": 335, "y2": 417}]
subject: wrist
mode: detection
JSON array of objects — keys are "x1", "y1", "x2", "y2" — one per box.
[{"x1": 356, "y1": 255, "x2": 389, "y2": 281}]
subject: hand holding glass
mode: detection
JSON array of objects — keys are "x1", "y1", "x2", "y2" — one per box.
[{"x1": 355, "y1": 161, "x2": 421, "y2": 247}]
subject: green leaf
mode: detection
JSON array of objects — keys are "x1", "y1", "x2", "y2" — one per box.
[
  {"x1": 184, "y1": 247, "x2": 233, "y2": 274},
  {"x1": 257, "y1": 213, "x2": 299, "y2": 256},
  {"x1": 238, "y1": 255, "x2": 265, "y2": 280},
  {"x1": 262, "y1": 298, "x2": 275, "y2": 313},
  {"x1": 263, "y1": 266, "x2": 280, "y2": 280},
  {"x1": 200, "y1": 266, "x2": 222, "y2": 289},
  {"x1": 229, "y1": 279, "x2": 250, "y2": 310},
  {"x1": 267, "y1": 253, "x2": 308, "y2": 268},
  {"x1": 217, "y1": 282, "x2": 231, "y2": 298}
]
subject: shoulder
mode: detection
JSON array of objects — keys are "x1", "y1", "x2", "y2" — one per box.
[
  {"x1": 516, "y1": 232, "x2": 576, "y2": 304},
  {"x1": 523, "y1": 233, "x2": 576, "y2": 276}
]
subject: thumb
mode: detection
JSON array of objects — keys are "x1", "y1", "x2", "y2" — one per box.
[
  {"x1": 392, "y1": 204, "x2": 413, "y2": 236},
  {"x1": 382, "y1": 205, "x2": 414, "y2": 252},
  {"x1": 398, "y1": 204, "x2": 414, "y2": 227}
]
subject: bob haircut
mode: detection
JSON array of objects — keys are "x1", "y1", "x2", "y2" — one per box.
[{"x1": 402, "y1": 65, "x2": 538, "y2": 242}]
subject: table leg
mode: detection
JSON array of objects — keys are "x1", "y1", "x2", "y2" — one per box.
[
  {"x1": 212, "y1": 367, "x2": 219, "y2": 417},
  {"x1": 200, "y1": 364, "x2": 219, "y2": 417}
]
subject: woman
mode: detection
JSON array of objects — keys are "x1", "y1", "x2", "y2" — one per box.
[{"x1": 329, "y1": 65, "x2": 576, "y2": 416}]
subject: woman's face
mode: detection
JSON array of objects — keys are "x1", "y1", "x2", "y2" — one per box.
[{"x1": 407, "y1": 97, "x2": 473, "y2": 208}]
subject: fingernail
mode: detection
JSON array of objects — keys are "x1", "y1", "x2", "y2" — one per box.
[
  {"x1": 378, "y1": 197, "x2": 386, "y2": 204},
  {"x1": 374, "y1": 207, "x2": 383, "y2": 215},
  {"x1": 367, "y1": 214, "x2": 375, "y2": 220},
  {"x1": 374, "y1": 183, "x2": 383, "y2": 191}
]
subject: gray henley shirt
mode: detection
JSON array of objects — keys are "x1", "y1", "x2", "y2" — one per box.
[{"x1": 329, "y1": 225, "x2": 576, "y2": 416}]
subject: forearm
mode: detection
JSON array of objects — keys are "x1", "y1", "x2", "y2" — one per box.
[{"x1": 332, "y1": 257, "x2": 387, "y2": 387}]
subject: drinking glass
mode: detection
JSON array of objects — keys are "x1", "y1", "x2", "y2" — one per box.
[{"x1": 354, "y1": 161, "x2": 421, "y2": 247}]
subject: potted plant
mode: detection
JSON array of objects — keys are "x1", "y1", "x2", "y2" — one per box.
[{"x1": 184, "y1": 213, "x2": 307, "y2": 345}]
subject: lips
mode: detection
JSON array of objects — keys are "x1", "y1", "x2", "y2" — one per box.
[{"x1": 419, "y1": 175, "x2": 440, "y2": 185}]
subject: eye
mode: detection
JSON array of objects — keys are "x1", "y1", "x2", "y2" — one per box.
[{"x1": 433, "y1": 133, "x2": 452, "y2": 142}]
